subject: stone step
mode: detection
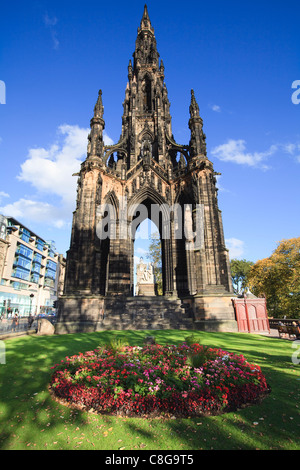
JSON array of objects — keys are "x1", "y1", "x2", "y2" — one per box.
[
  {"x1": 102, "y1": 307, "x2": 193, "y2": 318},
  {"x1": 102, "y1": 317, "x2": 194, "y2": 330},
  {"x1": 105, "y1": 296, "x2": 190, "y2": 304},
  {"x1": 202, "y1": 286, "x2": 229, "y2": 294}
]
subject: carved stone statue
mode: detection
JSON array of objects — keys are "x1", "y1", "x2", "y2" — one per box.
[{"x1": 136, "y1": 257, "x2": 155, "y2": 296}]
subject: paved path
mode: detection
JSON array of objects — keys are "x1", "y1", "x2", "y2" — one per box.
[{"x1": 1, "y1": 324, "x2": 297, "y2": 342}]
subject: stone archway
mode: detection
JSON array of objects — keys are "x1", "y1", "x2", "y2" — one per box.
[
  {"x1": 133, "y1": 218, "x2": 160, "y2": 297},
  {"x1": 127, "y1": 188, "x2": 173, "y2": 298}
]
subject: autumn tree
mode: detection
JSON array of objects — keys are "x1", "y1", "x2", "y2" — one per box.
[
  {"x1": 247, "y1": 238, "x2": 300, "y2": 318},
  {"x1": 230, "y1": 259, "x2": 254, "y2": 294},
  {"x1": 146, "y1": 231, "x2": 163, "y2": 295}
]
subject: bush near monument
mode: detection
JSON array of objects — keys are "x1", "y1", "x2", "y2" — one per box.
[{"x1": 50, "y1": 342, "x2": 269, "y2": 417}]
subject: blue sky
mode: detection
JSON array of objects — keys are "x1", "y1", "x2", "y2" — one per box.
[{"x1": 0, "y1": 0, "x2": 299, "y2": 265}]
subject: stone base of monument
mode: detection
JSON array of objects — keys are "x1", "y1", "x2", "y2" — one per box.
[
  {"x1": 192, "y1": 294, "x2": 238, "y2": 333},
  {"x1": 55, "y1": 293, "x2": 238, "y2": 334},
  {"x1": 55, "y1": 295, "x2": 105, "y2": 334},
  {"x1": 137, "y1": 283, "x2": 156, "y2": 296}
]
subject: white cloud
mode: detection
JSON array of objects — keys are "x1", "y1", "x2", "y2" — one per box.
[
  {"x1": 135, "y1": 247, "x2": 148, "y2": 256},
  {"x1": 0, "y1": 124, "x2": 114, "y2": 229},
  {"x1": 43, "y1": 13, "x2": 59, "y2": 49},
  {"x1": 44, "y1": 14, "x2": 58, "y2": 27},
  {"x1": 282, "y1": 142, "x2": 300, "y2": 163},
  {"x1": 103, "y1": 131, "x2": 114, "y2": 146},
  {"x1": 134, "y1": 255, "x2": 142, "y2": 265},
  {"x1": 214, "y1": 175, "x2": 230, "y2": 193},
  {"x1": 226, "y1": 238, "x2": 245, "y2": 259},
  {"x1": 0, "y1": 191, "x2": 9, "y2": 202},
  {"x1": 0, "y1": 198, "x2": 66, "y2": 229},
  {"x1": 211, "y1": 139, "x2": 278, "y2": 169},
  {"x1": 210, "y1": 104, "x2": 221, "y2": 113},
  {"x1": 18, "y1": 124, "x2": 89, "y2": 207},
  {"x1": 283, "y1": 143, "x2": 296, "y2": 155},
  {"x1": 212, "y1": 139, "x2": 300, "y2": 169}
]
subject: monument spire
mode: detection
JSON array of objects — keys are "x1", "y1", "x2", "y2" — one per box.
[
  {"x1": 139, "y1": 4, "x2": 153, "y2": 31},
  {"x1": 133, "y1": 4, "x2": 159, "y2": 72},
  {"x1": 188, "y1": 89, "x2": 207, "y2": 158},
  {"x1": 88, "y1": 89, "x2": 105, "y2": 159},
  {"x1": 93, "y1": 89, "x2": 104, "y2": 119}
]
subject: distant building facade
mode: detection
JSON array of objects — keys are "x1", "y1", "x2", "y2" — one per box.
[{"x1": 0, "y1": 215, "x2": 65, "y2": 317}]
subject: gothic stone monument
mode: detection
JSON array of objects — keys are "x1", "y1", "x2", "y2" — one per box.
[{"x1": 55, "y1": 6, "x2": 238, "y2": 334}]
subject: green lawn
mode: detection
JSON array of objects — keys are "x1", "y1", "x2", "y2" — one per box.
[{"x1": 0, "y1": 330, "x2": 299, "y2": 450}]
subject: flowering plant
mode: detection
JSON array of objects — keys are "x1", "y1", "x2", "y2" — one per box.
[{"x1": 50, "y1": 342, "x2": 269, "y2": 417}]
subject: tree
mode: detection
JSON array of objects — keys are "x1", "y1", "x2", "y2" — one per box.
[
  {"x1": 146, "y1": 232, "x2": 163, "y2": 295},
  {"x1": 247, "y1": 238, "x2": 300, "y2": 319},
  {"x1": 230, "y1": 259, "x2": 254, "y2": 295}
]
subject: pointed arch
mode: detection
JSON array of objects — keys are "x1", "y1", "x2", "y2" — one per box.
[
  {"x1": 103, "y1": 189, "x2": 119, "y2": 220},
  {"x1": 104, "y1": 148, "x2": 128, "y2": 166},
  {"x1": 137, "y1": 128, "x2": 154, "y2": 144},
  {"x1": 128, "y1": 186, "x2": 169, "y2": 222},
  {"x1": 127, "y1": 185, "x2": 175, "y2": 296}
]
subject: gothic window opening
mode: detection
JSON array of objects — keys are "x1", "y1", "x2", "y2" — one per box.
[
  {"x1": 107, "y1": 153, "x2": 117, "y2": 169},
  {"x1": 134, "y1": 218, "x2": 162, "y2": 296},
  {"x1": 143, "y1": 77, "x2": 152, "y2": 112}
]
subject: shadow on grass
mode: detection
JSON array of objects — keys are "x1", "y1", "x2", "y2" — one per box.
[{"x1": 0, "y1": 330, "x2": 299, "y2": 450}]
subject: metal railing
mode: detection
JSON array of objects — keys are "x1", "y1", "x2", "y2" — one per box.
[{"x1": 0, "y1": 315, "x2": 56, "y2": 335}]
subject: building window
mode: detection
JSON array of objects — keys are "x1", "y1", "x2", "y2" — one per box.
[
  {"x1": 33, "y1": 253, "x2": 43, "y2": 264},
  {"x1": 46, "y1": 260, "x2": 57, "y2": 273},
  {"x1": 36, "y1": 239, "x2": 44, "y2": 251},
  {"x1": 46, "y1": 241, "x2": 56, "y2": 258},
  {"x1": 45, "y1": 270, "x2": 56, "y2": 280},
  {"x1": 30, "y1": 273, "x2": 39, "y2": 284},
  {"x1": 12, "y1": 267, "x2": 30, "y2": 281},
  {"x1": 14, "y1": 256, "x2": 31, "y2": 270},
  {"x1": 44, "y1": 278, "x2": 55, "y2": 288},
  {"x1": 44, "y1": 259, "x2": 57, "y2": 288},
  {"x1": 16, "y1": 243, "x2": 33, "y2": 260},
  {"x1": 31, "y1": 262, "x2": 41, "y2": 274},
  {"x1": 20, "y1": 228, "x2": 31, "y2": 243}
]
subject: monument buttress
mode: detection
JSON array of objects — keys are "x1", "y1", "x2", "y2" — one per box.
[{"x1": 56, "y1": 5, "x2": 237, "y2": 334}]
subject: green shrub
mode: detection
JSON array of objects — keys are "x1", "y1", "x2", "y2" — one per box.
[{"x1": 106, "y1": 336, "x2": 129, "y2": 353}]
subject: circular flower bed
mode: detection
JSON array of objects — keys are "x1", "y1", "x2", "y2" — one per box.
[{"x1": 50, "y1": 342, "x2": 270, "y2": 417}]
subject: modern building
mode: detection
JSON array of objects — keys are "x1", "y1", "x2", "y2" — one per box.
[{"x1": 0, "y1": 214, "x2": 65, "y2": 318}]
